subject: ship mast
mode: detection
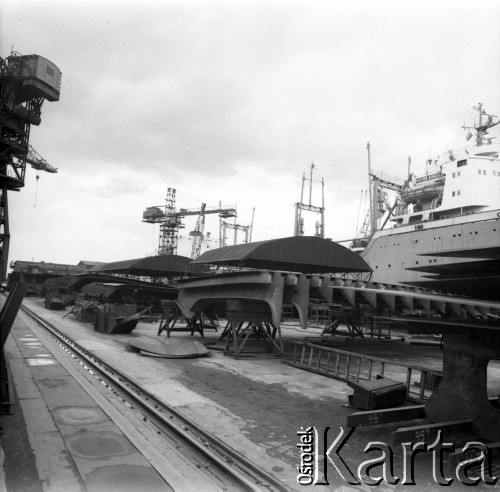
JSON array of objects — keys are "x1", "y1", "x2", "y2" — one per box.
[
  {"x1": 463, "y1": 103, "x2": 499, "y2": 147},
  {"x1": 367, "y1": 142, "x2": 378, "y2": 236}
]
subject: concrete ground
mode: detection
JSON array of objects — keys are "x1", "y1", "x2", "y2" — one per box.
[{"x1": 2, "y1": 296, "x2": 500, "y2": 491}]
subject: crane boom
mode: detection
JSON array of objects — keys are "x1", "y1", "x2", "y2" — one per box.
[{"x1": 26, "y1": 145, "x2": 58, "y2": 173}]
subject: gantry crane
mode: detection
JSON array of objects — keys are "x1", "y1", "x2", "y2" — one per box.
[
  {"x1": 142, "y1": 188, "x2": 237, "y2": 256},
  {"x1": 294, "y1": 163, "x2": 325, "y2": 238},
  {"x1": 221, "y1": 209, "x2": 254, "y2": 248},
  {"x1": 0, "y1": 51, "x2": 61, "y2": 280},
  {"x1": 221, "y1": 221, "x2": 252, "y2": 247}
]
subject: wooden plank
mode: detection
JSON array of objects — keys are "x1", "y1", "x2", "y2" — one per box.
[
  {"x1": 346, "y1": 405, "x2": 425, "y2": 427},
  {"x1": 393, "y1": 419, "x2": 473, "y2": 444},
  {"x1": 450, "y1": 441, "x2": 500, "y2": 464}
]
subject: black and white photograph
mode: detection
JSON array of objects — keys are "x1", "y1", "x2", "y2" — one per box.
[{"x1": 1, "y1": 0, "x2": 499, "y2": 490}]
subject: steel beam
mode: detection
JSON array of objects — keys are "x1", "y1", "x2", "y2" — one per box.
[{"x1": 1, "y1": 281, "x2": 26, "y2": 348}]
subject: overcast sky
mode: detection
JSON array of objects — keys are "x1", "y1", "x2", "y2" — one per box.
[{"x1": 2, "y1": 0, "x2": 499, "y2": 266}]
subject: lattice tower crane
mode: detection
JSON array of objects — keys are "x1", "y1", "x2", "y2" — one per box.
[
  {"x1": 143, "y1": 189, "x2": 237, "y2": 256},
  {"x1": 0, "y1": 51, "x2": 61, "y2": 280}
]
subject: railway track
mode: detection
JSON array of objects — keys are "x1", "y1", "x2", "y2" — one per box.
[{"x1": 19, "y1": 303, "x2": 287, "y2": 491}]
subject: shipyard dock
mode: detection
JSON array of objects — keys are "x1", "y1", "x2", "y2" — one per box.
[{"x1": 3, "y1": 295, "x2": 500, "y2": 491}]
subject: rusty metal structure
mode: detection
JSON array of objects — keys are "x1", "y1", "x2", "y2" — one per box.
[
  {"x1": 0, "y1": 51, "x2": 61, "y2": 281},
  {"x1": 142, "y1": 188, "x2": 237, "y2": 256}
]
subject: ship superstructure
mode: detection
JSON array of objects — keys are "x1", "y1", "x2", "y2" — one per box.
[{"x1": 353, "y1": 104, "x2": 500, "y2": 300}]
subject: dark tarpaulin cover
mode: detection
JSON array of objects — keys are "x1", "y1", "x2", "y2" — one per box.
[
  {"x1": 193, "y1": 236, "x2": 371, "y2": 274},
  {"x1": 88, "y1": 255, "x2": 209, "y2": 277}
]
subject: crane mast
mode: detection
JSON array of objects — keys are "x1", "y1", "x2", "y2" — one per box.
[
  {"x1": 0, "y1": 51, "x2": 61, "y2": 280},
  {"x1": 190, "y1": 203, "x2": 206, "y2": 259}
]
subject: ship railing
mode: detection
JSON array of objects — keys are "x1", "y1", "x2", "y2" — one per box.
[
  {"x1": 370, "y1": 169, "x2": 404, "y2": 187},
  {"x1": 415, "y1": 172, "x2": 443, "y2": 184},
  {"x1": 435, "y1": 142, "x2": 500, "y2": 162},
  {"x1": 284, "y1": 340, "x2": 441, "y2": 403}
]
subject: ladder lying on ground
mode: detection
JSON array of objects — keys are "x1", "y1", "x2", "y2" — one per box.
[{"x1": 284, "y1": 340, "x2": 442, "y2": 403}]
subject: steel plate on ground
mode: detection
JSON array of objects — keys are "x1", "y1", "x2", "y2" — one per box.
[{"x1": 127, "y1": 338, "x2": 210, "y2": 358}]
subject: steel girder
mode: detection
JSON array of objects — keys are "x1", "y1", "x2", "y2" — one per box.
[{"x1": 177, "y1": 270, "x2": 288, "y2": 329}]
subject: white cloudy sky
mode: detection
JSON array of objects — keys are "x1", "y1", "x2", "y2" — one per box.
[{"x1": 2, "y1": 0, "x2": 499, "y2": 265}]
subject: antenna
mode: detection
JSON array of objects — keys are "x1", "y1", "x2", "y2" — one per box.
[{"x1": 462, "y1": 103, "x2": 499, "y2": 147}]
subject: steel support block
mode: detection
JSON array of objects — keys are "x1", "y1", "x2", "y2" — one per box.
[
  {"x1": 283, "y1": 274, "x2": 309, "y2": 329},
  {"x1": 425, "y1": 331, "x2": 500, "y2": 441},
  {"x1": 177, "y1": 270, "x2": 286, "y2": 328},
  {"x1": 224, "y1": 300, "x2": 284, "y2": 356}
]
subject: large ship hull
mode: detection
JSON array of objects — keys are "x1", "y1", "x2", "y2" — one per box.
[{"x1": 360, "y1": 209, "x2": 500, "y2": 300}]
